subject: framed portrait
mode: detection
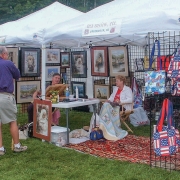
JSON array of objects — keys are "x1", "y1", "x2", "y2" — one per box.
[
  {"x1": 60, "y1": 52, "x2": 70, "y2": 68},
  {"x1": 71, "y1": 51, "x2": 87, "y2": 78},
  {"x1": 94, "y1": 85, "x2": 110, "y2": 102},
  {"x1": 16, "y1": 80, "x2": 41, "y2": 103},
  {"x1": 71, "y1": 81, "x2": 86, "y2": 98},
  {"x1": 6, "y1": 47, "x2": 19, "y2": 68},
  {"x1": 33, "y1": 99, "x2": 52, "y2": 141},
  {"x1": 45, "y1": 49, "x2": 60, "y2": 66},
  {"x1": 108, "y1": 46, "x2": 129, "y2": 76},
  {"x1": 45, "y1": 66, "x2": 60, "y2": 81},
  {"x1": 20, "y1": 48, "x2": 41, "y2": 77},
  {"x1": 91, "y1": 47, "x2": 108, "y2": 77}
]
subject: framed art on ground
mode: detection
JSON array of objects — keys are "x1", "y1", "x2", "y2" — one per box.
[
  {"x1": 91, "y1": 46, "x2": 108, "y2": 76},
  {"x1": 108, "y1": 46, "x2": 129, "y2": 76},
  {"x1": 33, "y1": 99, "x2": 52, "y2": 141},
  {"x1": 71, "y1": 51, "x2": 87, "y2": 78},
  {"x1": 45, "y1": 66, "x2": 60, "y2": 81},
  {"x1": 20, "y1": 48, "x2": 41, "y2": 77},
  {"x1": 94, "y1": 85, "x2": 110, "y2": 102},
  {"x1": 71, "y1": 81, "x2": 86, "y2": 98},
  {"x1": 16, "y1": 80, "x2": 41, "y2": 103},
  {"x1": 60, "y1": 52, "x2": 70, "y2": 68},
  {"x1": 45, "y1": 49, "x2": 60, "y2": 66},
  {"x1": 6, "y1": 47, "x2": 19, "y2": 68}
]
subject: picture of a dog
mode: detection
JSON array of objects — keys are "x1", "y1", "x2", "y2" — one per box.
[
  {"x1": 37, "y1": 109, "x2": 48, "y2": 136},
  {"x1": 27, "y1": 54, "x2": 35, "y2": 72},
  {"x1": 47, "y1": 52, "x2": 58, "y2": 61},
  {"x1": 74, "y1": 56, "x2": 84, "y2": 74}
]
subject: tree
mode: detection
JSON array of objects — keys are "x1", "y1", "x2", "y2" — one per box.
[{"x1": 0, "y1": 0, "x2": 113, "y2": 25}]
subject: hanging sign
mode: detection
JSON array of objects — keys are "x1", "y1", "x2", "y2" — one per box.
[{"x1": 82, "y1": 19, "x2": 121, "y2": 37}]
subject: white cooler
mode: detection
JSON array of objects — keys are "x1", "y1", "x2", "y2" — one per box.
[{"x1": 51, "y1": 126, "x2": 70, "y2": 147}]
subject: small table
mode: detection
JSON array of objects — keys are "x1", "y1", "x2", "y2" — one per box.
[{"x1": 52, "y1": 98, "x2": 100, "y2": 143}]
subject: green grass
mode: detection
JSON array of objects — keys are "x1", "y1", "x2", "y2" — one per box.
[{"x1": 1, "y1": 109, "x2": 180, "y2": 180}]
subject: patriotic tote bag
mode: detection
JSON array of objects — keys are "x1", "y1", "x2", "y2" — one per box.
[
  {"x1": 153, "y1": 98, "x2": 180, "y2": 156},
  {"x1": 145, "y1": 40, "x2": 166, "y2": 95},
  {"x1": 167, "y1": 45, "x2": 180, "y2": 79},
  {"x1": 131, "y1": 77, "x2": 143, "y2": 108}
]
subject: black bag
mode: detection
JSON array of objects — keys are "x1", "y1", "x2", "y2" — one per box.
[{"x1": 28, "y1": 122, "x2": 33, "y2": 138}]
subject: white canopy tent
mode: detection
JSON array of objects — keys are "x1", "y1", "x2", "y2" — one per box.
[
  {"x1": 0, "y1": 2, "x2": 83, "y2": 46},
  {"x1": 43, "y1": 0, "x2": 180, "y2": 48}
]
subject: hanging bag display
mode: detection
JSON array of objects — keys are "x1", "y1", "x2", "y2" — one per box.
[
  {"x1": 153, "y1": 98, "x2": 180, "y2": 156},
  {"x1": 131, "y1": 77, "x2": 143, "y2": 108},
  {"x1": 145, "y1": 40, "x2": 166, "y2": 95}
]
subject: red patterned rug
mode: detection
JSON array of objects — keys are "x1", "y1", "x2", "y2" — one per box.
[
  {"x1": 66, "y1": 135, "x2": 180, "y2": 169},
  {"x1": 65, "y1": 135, "x2": 151, "y2": 164}
]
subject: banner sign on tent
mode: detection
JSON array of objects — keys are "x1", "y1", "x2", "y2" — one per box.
[{"x1": 82, "y1": 19, "x2": 121, "y2": 37}]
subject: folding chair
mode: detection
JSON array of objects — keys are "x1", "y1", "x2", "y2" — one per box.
[{"x1": 119, "y1": 102, "x2": 134, "y2": 133}]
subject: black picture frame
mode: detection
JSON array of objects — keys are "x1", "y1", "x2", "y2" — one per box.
[
  {"x1": 71, "y1": 81, "x2": 86, "y2": 98},
  {"x1": 60, "y1": 52, "x2": 70, "y2": 68},
  {"x1": 20, "y1": 48, "x2": 41, "y2": 77},
  {"x1": 71, "y1": 51, "x2": 87, "y2": 78}
]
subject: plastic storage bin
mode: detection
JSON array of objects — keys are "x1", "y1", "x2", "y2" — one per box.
[{"x1": 51, "y1": 126, "x2": 70, "y2": 147}]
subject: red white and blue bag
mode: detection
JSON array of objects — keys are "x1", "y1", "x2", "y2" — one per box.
[
  {"x1": 167, "y1": 46, "x2": 180, "y2": 79},
  {"x1": 145, "y1": 40, "x2": 166, "y2": 95},
  {"x1": 153, "y1": 98, "x2": 180, "y2": 156},
  {"x1": 131, "y1": 77, "x2": 143, "y2": 108}
]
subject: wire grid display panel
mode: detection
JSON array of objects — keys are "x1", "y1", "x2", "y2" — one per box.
[{"x1": 148, "y1": 31, "x2": 180, "y2": 171}]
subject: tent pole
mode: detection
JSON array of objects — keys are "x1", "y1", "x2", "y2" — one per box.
[{"x1": 41, "y1": 44, "x2": 46, "y2": 100}]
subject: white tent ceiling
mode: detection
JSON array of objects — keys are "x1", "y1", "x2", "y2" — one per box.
[
  {"x1": 0, "y1": 2, "x2": 83, "y2": 46},
  {"x1": 43, "y1": 0, "x2": 180, "y2": 48}
]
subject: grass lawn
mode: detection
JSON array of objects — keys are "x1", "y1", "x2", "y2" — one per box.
[{"x1": 0, "y1": 109, "x2": 180, "y2": 180}]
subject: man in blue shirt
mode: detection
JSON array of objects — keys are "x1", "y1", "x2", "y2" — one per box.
[{"x1": 0, "y1": 46, "x2": 27, "y2": 155}]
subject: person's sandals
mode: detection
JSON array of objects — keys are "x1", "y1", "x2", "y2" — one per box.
[
  {"x1": 13, "y1": 145, "x2": 27, "y2": 153},
  {"x1": 0, "y1": 148, "x2": 6, "y2": 156}
]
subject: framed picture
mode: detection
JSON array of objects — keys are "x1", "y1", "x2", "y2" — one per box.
[
  {"x1": 6, "y1": 47, "x2": 19, "y2": 68},
  {"x1": 94, "y1": 79, "x2": 105, "y2": 85},
  {"x1": 33, "y1": 99, "x2": 52, "y2": 141},
  {"x1": 94, "y1": 85, "x2": 110, "y2": 102},
  {"x1": 91, "y1": 47, "x2": 108, "y2": 77},
  {"x1": 45, "y1": 49, "x2": 60, "y2": 66},
  {"x1": 20, "y1": 48, "x2": 41, "y2": 77},
  {"x1": 71, "y1": 51, "x2": 87, "y2": 78},
  {"x1": 71, "y1": 81, "x2": 86, "y2": 98},
  {"x1": 60, "y1": 52, "x2": 70, "y2": 68},
  {"x1": 108, "y1": 46, "x2": 129, "y2": 76},
  {"x1": 45, "y1": 66, "x2": 60, "y2": 81},
  {"x1": 16, "y1": 80, "x2": 41, "y2": 103}
]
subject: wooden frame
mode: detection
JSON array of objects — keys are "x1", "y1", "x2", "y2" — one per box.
[
  {"x1": 71, "y1": 51, "x2": 87, "y2": 78},
  {"x1": 6, "y1": 47, "x2": 19, "y2": 68},
  {"x1": 16, "y1": 80, "x2": 41, "y2": 103},
  {"x1": 20, "y1": 48, "x2": 41, "y2": 77},
  {"x1": 94, "y1": 79, "x2": 105, "y2": 85},
  {"x1": 94, "y1": 84, "x2": 110, "y2": 102},
  {"x1": 33, "y1": 99, "x2": 52, "y2": 141},
  {"x1": 60, "y1": 52, "x2": 70, "y2": 68},
  {"x1": 108, "y1": 46, "x2": 129, "y2": 76},
  {"x1": 91, "y1": 46, "x2": 108, "y2": 76},
  {"x1": 71, "y1": 81, "x2": 86, "y2": 98},
  {"x1": 45, "y1": 49, "x2": 60, "y2": 66},
  {"x1": 45, "y1": 66, "x2": 60, "y2": 81}
]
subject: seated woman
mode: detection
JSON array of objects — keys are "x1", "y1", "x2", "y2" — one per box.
[
  {"x1": 99, "y1": 75, "x2": 133, "y2": 140},
  {"x1": 27, "y1": 73, "x2": 61, "y2": 125}
]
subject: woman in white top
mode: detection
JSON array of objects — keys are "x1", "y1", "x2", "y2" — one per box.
[{"x1": 99, "y1": 75, "x2": 133, "y2": 140}]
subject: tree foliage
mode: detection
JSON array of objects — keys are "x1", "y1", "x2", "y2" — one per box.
[{"x1": 0, "y1": 0, "x2": 113, "y2": 25}]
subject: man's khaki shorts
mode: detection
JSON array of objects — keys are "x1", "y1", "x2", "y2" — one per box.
[{"x1": 0, "y1": 93, "x2": 17, "y2": 124}]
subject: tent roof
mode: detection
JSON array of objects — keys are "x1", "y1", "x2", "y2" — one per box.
[
  {"x1": 43, "y1": 0, "x2": 180, "y2": 47},
  {"x1": 0, "y1": 2, "x2": 83, "y2": 45}
]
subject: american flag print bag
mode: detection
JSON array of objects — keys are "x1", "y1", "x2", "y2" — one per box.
[{"x1": 153, "y1": 98, "x2": 180, "y2": 156}]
